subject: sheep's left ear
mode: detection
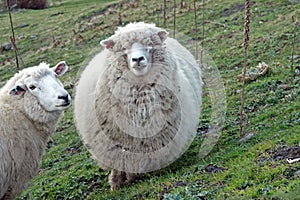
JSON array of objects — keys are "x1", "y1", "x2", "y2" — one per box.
[
  {"x1": 52, "y1": 61, "x2": 68, "y2": 76},
  {"x1": 9, "y1": 83, "x2": 26, "y2": 96},
  {"x1": 100, "y1": 39, "x2": 115, "y2": 50},
  {"x1": 157, "y1": 30, "x2": 168, "y2": 42}
]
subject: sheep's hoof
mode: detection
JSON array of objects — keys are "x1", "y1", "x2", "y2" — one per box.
[
  {"x1": 108, "y1": 169, "x2": 126, "y2": 190},
  {"x1": 110, "y1": 184, "x2": 121, "y2": 191}
]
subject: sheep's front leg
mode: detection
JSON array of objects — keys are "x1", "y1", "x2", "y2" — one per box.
[
  {"x1": 126, "y1": 172, "x2": 139, "y2": 184},
  {"x1": 108, "y1": 169, "x2": 126, "y2": 190},
  {"x1": 1, "y1": 189, "x2": 13, "y2": 200}
]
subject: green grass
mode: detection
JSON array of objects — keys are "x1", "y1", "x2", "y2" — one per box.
[{"x1": 0, "y1": 0, "x2": 299, "y2": 199}]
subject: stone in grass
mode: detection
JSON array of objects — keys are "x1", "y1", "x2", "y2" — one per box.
[
  {"x1": 30, "y1": 35, "x2": 38, "y2": 40},
  {"x1": 295, "y1": 66, "x2": 300, "y2": 76},
  {"x1": 19, "y1": 23, "x2": 29, "y2": 28},
  {"x1": 236, "y1": 62, "x2": 269, "y2": 82},
  {"x1": 1, "y1": 43, "x2": 13, "y2": 51},
  {"x1": 289, "y1": 0, "x2": 299, "y2": 4},
  {"x1": 50, "y1": 11, "x2": 64, "y2": 17},
  {"x1": 239, "y1": 132, "x2": 255, "y2": 143},
  {"x1": 290, "y1": 55, "x2": 299, "y2": 60}
]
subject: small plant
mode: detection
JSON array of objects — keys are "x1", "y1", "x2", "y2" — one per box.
[
  {"x1": 173, "y1": 0, "x2": 176, "y2": 38},
  {"x1": 290, "y1": 16, "x2": 298, "y2": 71},
  {"x1": 201, "y1": 0, "x2": 204, "y2": 63},
  {"x1": 163, "y1": 0, "x2": 167, "y2": 28},
  {"x1": 193, "y1": 0, "x2": 198, "y2": 60}
]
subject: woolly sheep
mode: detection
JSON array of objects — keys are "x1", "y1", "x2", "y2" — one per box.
[
  {"x1": 0, "y1": 61, "x2": 71, "y2": 199},
  {"x1": 74, "y1": 22, "x2": 202, "y2": 190}
]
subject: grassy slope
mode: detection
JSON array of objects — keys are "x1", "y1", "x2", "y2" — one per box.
[{"x1": 0, "y1": 0, "x2": 299, "y2": 199}]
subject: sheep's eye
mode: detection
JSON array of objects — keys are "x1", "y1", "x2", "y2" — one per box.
[{"x1": 29, "y1": 85, "x2": 36, "y2": 90}]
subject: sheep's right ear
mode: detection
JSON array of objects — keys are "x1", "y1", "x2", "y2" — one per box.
[
  {"x1": 100, "y1": 39, "x2": 115, "y2": 50},
  {"x1": 52, "y1": 61, "x2": 68, "y2": 77},
  {"x1": 9, "y1": 84, "x2": 26, "y2": 96},
  {"x1": 157, "y1": 30, "x2": 168, "y2": 42}
]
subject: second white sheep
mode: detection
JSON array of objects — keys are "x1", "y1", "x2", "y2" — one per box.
[{"x1": 0, "y1": 61, "x2": 71, "y2": 199}]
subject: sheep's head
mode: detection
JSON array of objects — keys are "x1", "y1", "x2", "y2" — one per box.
[
  {"x1": 9, "y1": 61, "x2": 71, "y2": 112},
  {"x1": 100, "y1": 22, "x2": 168, "y2": 76}
]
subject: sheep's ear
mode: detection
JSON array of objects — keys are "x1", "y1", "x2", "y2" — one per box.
[
  {"x1": 100, "y1": 39, "x2": 115, "y2": 50},
  {"x1": 157, "y1": 30, "x2": 168, "y2": 42},
  {"x1": 52, "y1": 61, "x2": 68, "y2": 77},
  {"x1": 9, "y1": 84, "x2": 26, "y2": 96}
]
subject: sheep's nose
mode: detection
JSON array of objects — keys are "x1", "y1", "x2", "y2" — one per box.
[
  {"x1": 132, "y1": 56, "x2": 145, "y2": 65},
  {"x1": 58, "y1": 94, "x2": 70, "y2": 103}
]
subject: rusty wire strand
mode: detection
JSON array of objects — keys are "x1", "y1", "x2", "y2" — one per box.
[
  {"x1": 194, "y1": 0, "x2": 198, "y2": 60},
  {"x1": 6, "y1": 0, "x2": 20, "y2": 71},
  {"x1": 239, "y1": 0, "x2": 251, "y2": 136}
]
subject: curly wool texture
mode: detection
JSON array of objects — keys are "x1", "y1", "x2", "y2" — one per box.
[
  {"x1": 0, "y1": 65, "x2": 64, "y2": 200},
  {"x1": 107, "y1": 22, "x2": 166, "y2": 51},
  {"x1": 75, "y1": 22, "x2": 202, "y2": 173}
]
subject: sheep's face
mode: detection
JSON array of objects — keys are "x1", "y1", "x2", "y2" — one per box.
[
  {"x1": 100, "y1": 25, "x2": 168, "y2": 76},
  {"x1": 9, "y1": 61, "x2": 71, "y2": 112},
  {"x1": 125, "y1": 42, "x2": 152, "y2": 76}
]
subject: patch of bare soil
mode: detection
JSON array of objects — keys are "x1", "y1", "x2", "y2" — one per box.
[
  {"x1": 204, "y1": 164, "x2": 226, "y2": 173},
  {"x1": 257, "y1": 145, "x2": 300, "y2": 164},
  {"x1": 222, "y1": 1, "x2": 255, "y2": 17},
  {"x1": 270, "y1": 145, "x2": 300, "y2": 161}
]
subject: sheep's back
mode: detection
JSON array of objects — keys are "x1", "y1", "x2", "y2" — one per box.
[
  {"x1": 165, "y1": 38, "x2": 202, "y2": 105},
  {"x1": 74, "y1": 50, "x2": 109, "y2": 147}
]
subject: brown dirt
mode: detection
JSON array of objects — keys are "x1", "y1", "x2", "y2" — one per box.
[{"x1": 222, "y1": 1, "x2": 255, "y2": 17}]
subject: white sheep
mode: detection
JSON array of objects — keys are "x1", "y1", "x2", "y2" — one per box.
[
  {"x1": 0, "y1": 61, "x2": 71, "y2": 199},
  {"x1": 74, "y1": 22, "x2": 202, "y2": 190}
]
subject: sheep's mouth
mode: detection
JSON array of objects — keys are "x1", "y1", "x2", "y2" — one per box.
[
  {"x1": 56, "y1": 101, "x2": 71, "y2": 108},
  {"x1": 133, "y1": 65, "x2": 147, "y2": 70}
]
